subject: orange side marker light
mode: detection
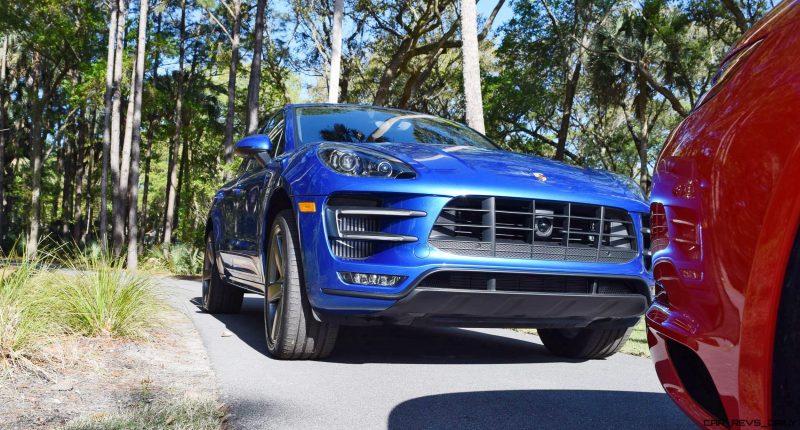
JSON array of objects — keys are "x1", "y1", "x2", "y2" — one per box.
[{"x1": 298, "y1": 202, "x2": 317, "y2": 213}]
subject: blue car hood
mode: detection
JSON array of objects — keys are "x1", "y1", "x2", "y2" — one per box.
[{"x1": 347, "y1": 142, "x2": 647, "y2": 211}]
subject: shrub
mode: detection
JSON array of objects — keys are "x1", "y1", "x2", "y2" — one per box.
[
  {"x1": 53, "y1": 251, "x2": 162, "y2": 338},
  {"x1": 0, "y1": 246, "x2": 64, "y2": 369},
  {"x1": 0, "y1": 260, "x2": 49, "y2": 366},
  {"x1": 142, "y1": 244, "x2": 203, "y2": 276}
]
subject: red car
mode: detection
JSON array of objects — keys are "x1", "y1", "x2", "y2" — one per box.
[{"x1": 647, "y1": 1, "x2": 800, "y2": 427}]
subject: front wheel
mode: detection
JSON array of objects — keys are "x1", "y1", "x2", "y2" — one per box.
[
  {"x1": 264, "y1": 209, "x2": 338, "y2": 360},
  {"x1": 538, "y1": 326, "x2": 632, "y2": 359}
]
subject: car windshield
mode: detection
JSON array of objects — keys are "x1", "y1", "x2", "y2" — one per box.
[{"x1": 294, "y1": 105, "x2": 498, "y2": 149}]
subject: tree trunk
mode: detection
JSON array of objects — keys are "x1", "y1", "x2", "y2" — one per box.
[
  {"x1": 72, "y1": 108, "x2": 89, "y2": 244},
  {"x1": 373, "y1": 37, "x2": 413, "y2": 107},
  {"x1": 397, "y1": 22, "x2": 458, "y2": 109},
  {"x1": 722, "y1": 0, "x2": 749, "y2": 34},
  {"x1": 327, "y1": 0, "x2": 344, "y2": 103},
  {"x1": 636, "y1": 72, "x2": 650, "y2": 193},
  {"x1": 339, "y1": 60, "x2": 349, "y2": 103},
  {"x1": 0, "y1": 35, "x2": 8, "y2": 245},
  {"x1": 60, "y1": 114, "x2": 76, "y2": 237},
  {"x1": 224, "y1": 0, "x2": 242, "y2": 168},
  {"x1": 110, "y1": 0, "x2": 128, "y2": 257},
  {"x1": 83, "y1": 138, "x2": 96, "y2": 245},
  {"x1": 163, "y1": 0, "x2": 186, "y2": 246},
  {"x1": 460, "y1": 0, "x2": 485, "y2": 133},
  {"x1": 26, "y1": 62, "x2": 44, "y2": 258},
  {"x1": 141, "y1": 10, "x2": 161, "y2": 248},
  {"x1": 101, "y1": 0, "x2": 120, "y2": 251},
  {"x1": 53, "y1": 137, "x2": 65, "y2": 221},
  {"x1": 554, "y1": 61, "x2": 581, "y2": 162},
  {"x1": 141, "y1": 125, "x2": 154, "y2": 246},
  {"x1": 245, "y1": 0, "x2": 267, "y2": 134},
  {"x1": 73, "y1": 158, "x2": 85, "y2": 244},
  {"x1": 121, "y1": 65, "x2": 136, "y2": 223},
  {"x1": 174, "y1": 132, "x2": 189, "y2": 236},
  {"x1": 126, "y1": 0, "x2": 149, "y2": 269}
]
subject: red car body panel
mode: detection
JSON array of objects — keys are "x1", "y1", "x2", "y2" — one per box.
[{"x1": 647, "y1": 1, "x2": 800, "y2": 426}]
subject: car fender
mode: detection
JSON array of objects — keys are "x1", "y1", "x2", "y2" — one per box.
[
  {"x1": 739, "y1": 145, "x2": 800, "y2": 419},
  {"x1": 207, "y1": 194, "x2": 226, "y2": 269}
]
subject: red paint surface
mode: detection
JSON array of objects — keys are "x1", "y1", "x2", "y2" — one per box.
[{"x1": 647, "y1": 1, "x2": 800, "y2": 426}]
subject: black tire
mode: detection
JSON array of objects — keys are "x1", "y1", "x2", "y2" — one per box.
[
  {"x1": 201, "y1": 234, "x2": 244, "y2": 313},
  {"x1": 773, "y1": 230, "x2": 800, "y2": 424},
  {"x1": 538, "y1": 326, "x2": 632, "y2": 359},
  {"x1": 264, "y1": 209, "x2": 338, "y2": 360}
]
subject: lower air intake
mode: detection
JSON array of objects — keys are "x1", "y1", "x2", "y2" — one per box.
[{"x1": 418, "y1": 271, "x2": 644, "y2": 295}]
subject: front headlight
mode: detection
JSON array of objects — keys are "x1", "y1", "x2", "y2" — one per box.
[{"x1": 318, "y1": 144, "x2": 416, "y2": 179}]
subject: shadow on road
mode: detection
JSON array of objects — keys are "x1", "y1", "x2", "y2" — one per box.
[
  {"x1": 387, "y1": 390, "x2": 688, "y2": 429},
  {"x1": 194, "y1": 295, "x2": 581, "y2": 365}
]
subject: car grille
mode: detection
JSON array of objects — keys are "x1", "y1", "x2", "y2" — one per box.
[
  {"x1": 428, "y1": 196, "x2": 638, "y2": 264},
  {"x1": 418, "y1": 271, "x2": 643, "y2": 295},
  {"x1": 326, "y1": 194, "x2": 426, "y2": 260},
  {"x1": 331, "y1": 215, "x2": 378, "y2": 259}
]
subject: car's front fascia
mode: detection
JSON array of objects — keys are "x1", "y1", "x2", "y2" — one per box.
[{"x1": 276, "y1": 106, "x2": 653, "y2": 328}]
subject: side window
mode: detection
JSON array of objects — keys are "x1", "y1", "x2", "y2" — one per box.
[
  {"x1": 267, "y1": 112, "x2": 286, "y2": 158},
  {"x1": 236, "y1": 158, "x2": 252, "y2": 177}
]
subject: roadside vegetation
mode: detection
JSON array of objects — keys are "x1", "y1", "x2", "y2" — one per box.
[
  {"x1": 66, "y1": 389, "x2": 223, "y2": 430},
  {"x1": 0, "y1": 246, "x2": 161, "y2": 368},
  {"x1": 0, "y1": 255, "x2": 55, "y2": 371},
  {"x1": 623, "y1": 319, "x2": 649, "y2": 357},
  {"x1": 0, "y1": 244, "x2": 223, "y2": 429},
  {"x1": 141, "y1": 244, "x2": 204, "y2": 276},
  {"x1": 55, "y1": 249, "x2": 163, "y2": 337}
]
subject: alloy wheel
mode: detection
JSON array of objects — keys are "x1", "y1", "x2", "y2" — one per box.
[{"x1": 265, "y1": 223, "x2": 287, "y2": 346}]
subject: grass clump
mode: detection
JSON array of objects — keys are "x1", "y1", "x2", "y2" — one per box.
[
  {"x1": 66, "y1": 394, "x2": 225, "y2": 430},
  {"x1": 53, "y1": 250, "x2": 162, "y2": 338},
  {"x1": 0, "y1": 258, "x2": 56, "y2": 367},
  {"x1": 1, "y1": 245, "x2": 164, "y2": 369},
  {"x1": 142, "y1": 244, "x2": 203, "y2": 276}
]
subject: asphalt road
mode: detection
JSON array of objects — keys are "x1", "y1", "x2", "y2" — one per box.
[{"x1": 165, "y1": 279, "x2": 693, "y2": 430}]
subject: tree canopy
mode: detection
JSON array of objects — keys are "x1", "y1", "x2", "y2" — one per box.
[{"x1": 0, "y1": 0, "x2": 775, "y2": 258}]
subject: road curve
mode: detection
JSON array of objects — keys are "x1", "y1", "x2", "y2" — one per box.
[{"x1": 164, "y1": 278, "x2": 692, "y2": 429}]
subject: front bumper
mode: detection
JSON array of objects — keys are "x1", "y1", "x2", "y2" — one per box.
[
  {"x1": 294, "y1": 191, "x2": 652, "y2": 326},
  {"x1": 646, "y1": 302, "x2": 731, "y2": 427},
  {"x1": 350, "y1": 288, "x2": 646, "y2": 328}
]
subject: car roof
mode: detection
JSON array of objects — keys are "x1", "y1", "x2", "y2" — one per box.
[{"x1": 287, "y1": 103, "x2": 424, "y2": 116}]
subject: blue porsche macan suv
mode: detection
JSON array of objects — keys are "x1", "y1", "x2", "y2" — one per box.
[{"x1": 202, "y1": 104, "x2": 652, "y2": 360}]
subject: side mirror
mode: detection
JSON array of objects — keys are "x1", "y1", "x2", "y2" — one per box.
[{"x1": 235, "y1": 134, "x2": 272, "y2": 165}]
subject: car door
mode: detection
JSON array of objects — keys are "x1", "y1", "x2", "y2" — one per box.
[
  {"x1": 217, "y1": 159, "x2": 251, "y2": 258},
  {"x1": 224, "y1": 110, "x2": 287, "y2": 286},
  {"x1": 224, "y1": 159, "x2": 270, "y2": 283}
]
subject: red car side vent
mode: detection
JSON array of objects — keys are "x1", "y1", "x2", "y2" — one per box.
[{"x1": 650, "y1": 202, "x2": 669, "y2": 253}]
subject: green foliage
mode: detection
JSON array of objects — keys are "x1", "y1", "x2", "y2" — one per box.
[
  {"x1": 620, "y1": 318, "x2": 649, "y2": 357},
  {"x1": 142, "y1": 244, "x2": 204, "y2": 276},
  {"x1": 50, "y1": 251, "x2": 162, "y2": 338},
  {"x1": 0, "y1": 0, "x2": 777, "y2": 251},
  {"x1": 1, "y1": 244, "x2": 164, "y2": 370},
  {"x1": 0, "y1": 254, "x2": 56, "y2": 367}
]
